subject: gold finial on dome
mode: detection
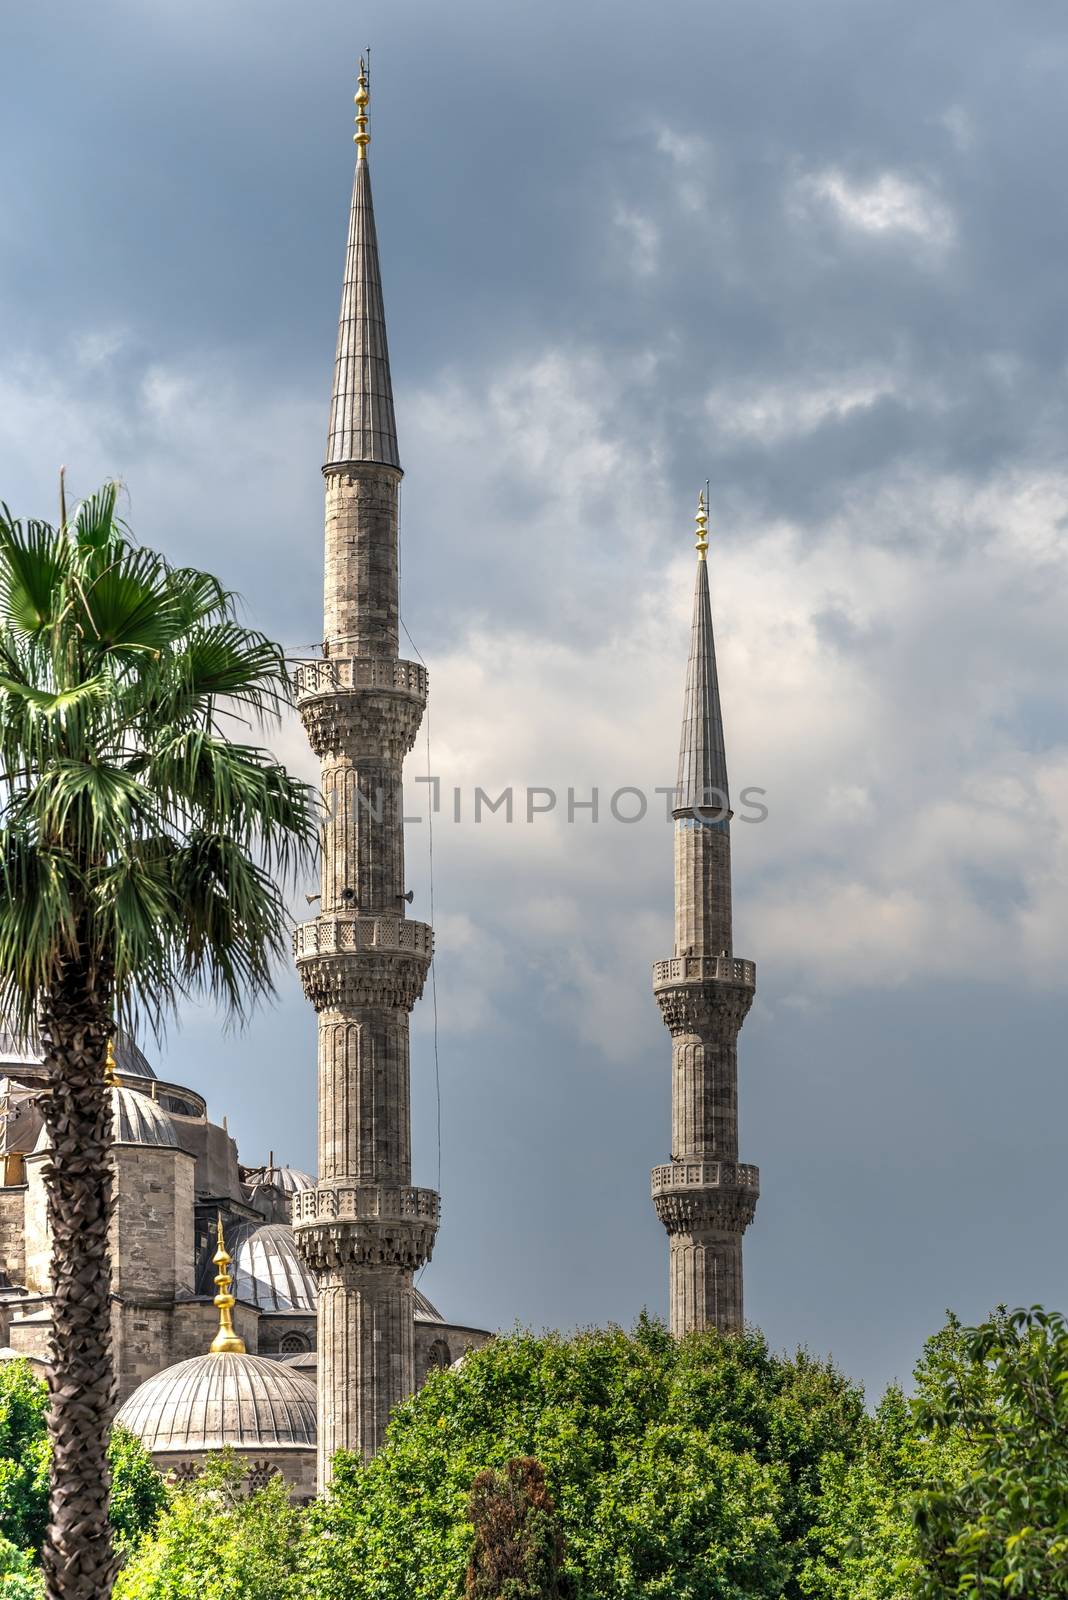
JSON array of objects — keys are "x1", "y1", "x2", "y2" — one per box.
[
  {"x1": 695, "y1": 488, "x2": 710, "y2": 562},
  {"x1": 103, "y1": 1038, "x2": 118, "y2": 1088},
  {"x1": 210, "y1": 1213, "x2": 246, "y2": 1355},
  {"x1": 354, "y1": 53, "x2": 370, "y2": 160}
]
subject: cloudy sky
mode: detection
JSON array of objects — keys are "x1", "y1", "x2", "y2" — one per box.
[{"x1": 4, "y1": 0, "x2": 1068, "y2": 1400}]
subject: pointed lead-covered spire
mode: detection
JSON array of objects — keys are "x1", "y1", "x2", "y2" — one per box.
[
  {"x1": 675, "y1": 492, "x2": 730, "y2": 817},
  {"x1": 324, "y1": 56, "x2": 401, "y2": 473}
]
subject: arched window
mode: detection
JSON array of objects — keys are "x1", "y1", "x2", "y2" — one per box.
[
  {"x1": 279, "y1": 1331, "x2": 309, "y2": 1355},
  {"x1": 427, "y1": 1338, "x2": 452, "y2": 1371}
]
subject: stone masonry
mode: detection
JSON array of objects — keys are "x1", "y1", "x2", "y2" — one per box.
[
  {"x1": 292, "y1": 65, "x2": 439, "y2": 1485},
  {"x1": 653, "y1": 498, "x2": 759, "y2": 1334}
]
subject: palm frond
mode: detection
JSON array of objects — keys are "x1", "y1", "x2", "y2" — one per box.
[
  {"x1": 0, "y1": 513, "x2": 72, "y2": 635},
  {"x1": 71, "y1": 482, "x2": 125, "y2": 553},
  {"x1": 0, "y1": 673, "x2": 109, "y2": 716},
  {"x1": 0, "y1": 480, "x2": 317, "y2": 1036},
  {"x1": 0, "y1": 835, "x2": 80, "y2": 1022},
  {"x1": 79, "y1": 544, "x2": 186, "y2": 656}
]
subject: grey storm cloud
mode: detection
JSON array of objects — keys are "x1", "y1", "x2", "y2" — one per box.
[{"x1": 2, "y1": 0, "x2": 1068, "y2": 1400}]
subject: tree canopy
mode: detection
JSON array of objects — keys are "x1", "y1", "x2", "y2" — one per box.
[
  {"x1": 5, "y1": 1308, "x2": 1068, "y2": 1598},
  {"x1": 301, "y1": 1316, "x2": 867, "y2": 1600}
]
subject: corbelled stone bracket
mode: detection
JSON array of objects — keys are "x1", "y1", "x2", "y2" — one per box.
[
  {"x1": 293, "y1": 1182, "x2": 440, "y2": 1273},
  {"x1": 651, "y1": 1159, "x2": 760, "y2": 1236}
]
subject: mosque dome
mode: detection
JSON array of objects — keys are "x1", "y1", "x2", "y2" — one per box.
[
  {"x1": 33, "y1": 1085, "x2": 178, "y2": 1154},
  {"x1": 0, "y1": 1023, "x2": 155, "y2": 1080},
  {"x1": 115, "y1": 1349, "x2": 317, "y2": 1455},
  {"x1": 117, "y1": 1218, "x2": 317, "y2": 1461}
]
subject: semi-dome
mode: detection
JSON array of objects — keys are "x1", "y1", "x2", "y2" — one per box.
[
  {"x1": 233, "y1": 1223, "x2": 315, "y2": 1313},
  {"x1": 33, "y1": 1085, "x2": 178, "y2": 1153},
  {"x1": 110, "y1": 1086, "x2": 178, "y2": 1147},
  {"x1": 414, "y1": 1288, "x2": 445, "y2": 1324},
  {"x1": 196, "y1": 1221, "x2": 315, "y2": 1313},
  {"x1": 115, "y1": 1350, "x2": 317, "y2": 1454}
]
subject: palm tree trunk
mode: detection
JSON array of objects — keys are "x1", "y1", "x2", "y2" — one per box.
[{"x1": 38, "y1": 958, "x2": 116, "y2": 1600}]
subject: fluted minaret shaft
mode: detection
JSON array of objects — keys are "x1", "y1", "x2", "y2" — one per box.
[
  {"x1": 652, "y1": 503, "x2": 758, "y2": 1336},
  {"x1": 294, "y1": 70, "x2": 438, "y2": 1487}
]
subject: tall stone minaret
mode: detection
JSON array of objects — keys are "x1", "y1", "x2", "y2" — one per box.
[
  {"x1": 292, "y1": 59, "x2": 438, "y2": 1485},
  {"x1": 652, "y1": 492, "x2": 759, "y2": 1335}
]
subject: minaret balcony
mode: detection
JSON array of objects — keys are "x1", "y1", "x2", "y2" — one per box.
[
  {"x1": 293, "y1": 915, "x2": 433, "y2": 1012},
  {"x1": 653, "y1": 955, "x2": 756, "y2": 988},
  {"x1": 292, "y1": 1183, "x2": 440, "y2": 1273},
  {"x1": 295, "y1": 657, "x2": 428, "y2": 758},
  {"x1": 294, "y1": 656, "x2": 427, "y2": 704},
  {"x1": 651, "y1": 1161, "x2": 760, "y2": 1196},
  {"x1": 292, "y1": 1182, "x2": 440, "y2": 1227},
  {"x1": 293, "y1": 914, "x2": 433, "y2": 963}
]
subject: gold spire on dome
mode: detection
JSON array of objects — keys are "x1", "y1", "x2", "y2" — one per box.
[
  {"x1": 103, "y1": 1038, "x2": 118, "y2": 1088},
  {"x1": 695, "y1": 489, "x2": 710, "y2": 562},
  {"x1": 354, "y1": 54, "x2": 370, "y2": 160},
  {"x1": 210, "y1": 1214, "x2": 246, "y2": 1355}
]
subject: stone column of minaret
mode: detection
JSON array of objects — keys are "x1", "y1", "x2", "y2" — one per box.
[
  {"x1": 292, "y1": 60, "x2": 438, "y2": 1485},
  {"x1": 652, "y1": 492, "x2": 759, "y2": 1334}
]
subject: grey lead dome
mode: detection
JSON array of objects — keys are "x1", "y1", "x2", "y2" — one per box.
[{"x1": 115, "y1": 1352, "x2": 317, "y2": 1454}]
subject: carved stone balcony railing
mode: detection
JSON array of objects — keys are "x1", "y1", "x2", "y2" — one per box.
[
  {"x1": 651, "y1": 1161, "x2": 760, "y2": 1196},
  {"x1": 293, "y1": 915, "x2": 433, "y2": 964},
  {"x1": 292, "y1": 1183, "x2": 440, "y2": 1227},
  {"x1": 293, "y1": 657, "x2": 427, "y2": 703},
  {"x1": 652, "y1": 955, "x2": 756, "y2": 988}
]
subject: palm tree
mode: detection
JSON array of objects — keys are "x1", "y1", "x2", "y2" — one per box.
[{"x1": 0, "y1": 482, "x2": 317, "y2": 1600}]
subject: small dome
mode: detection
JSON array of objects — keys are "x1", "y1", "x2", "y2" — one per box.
[
  {"x1": 115, "y1": 1352, "x2": 316, "y2": 1454},
  {"x1": 268, "y1": 1164, "x2": 315, "y2": 1195},
  {"x1": 33, "y1": 1085, "x2": 178, "y2": 1154}
]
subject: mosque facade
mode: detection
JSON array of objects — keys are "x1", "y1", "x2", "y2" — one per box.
[{"x1": 0, "y1": 1031, "x2": 490, "y2": 1498}]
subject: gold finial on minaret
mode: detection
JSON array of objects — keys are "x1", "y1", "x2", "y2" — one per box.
[
  {"x1": 354, "y1": 53, "x2": 370, "y2": 160},
  {"x1": 210, "y1": 1213, "x2": 246, "y2": 1355},
  {"x1": 103, "y1": 1038, "x2": 118, "y2": 1088},
  {"x1": 695, "y1": 488, "x2": 710, "y2": 562}
]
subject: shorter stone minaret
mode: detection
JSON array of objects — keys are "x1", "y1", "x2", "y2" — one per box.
[{"x1": 652, "y1": 492, "x2": 759, "y2": 1335}]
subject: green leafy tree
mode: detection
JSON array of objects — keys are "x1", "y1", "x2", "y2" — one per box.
[
  {"x1": 0, "y1": 484, "x2": 316, "y2": 1600},
  {"x1": 112, "y1": 1454, "x2": 303, "y2": 1600},
  {"x1": 466, "y1": 1457, "x2": 573, "y2": 1600},
  {"x1": 800, "y1": 1317, "x2": 980, "y2": 1600},
  {"x1": 107, "y1": 1430, "x2": 169, "y2": 1554},
  {"x1": 0, "y1": 1534, "x2": 44, "y2": 1600},
  {"x1": 0, "y1": 1359, "x2": 165, "y2": 1562},
  {"x1": 0, "y1": 1359, "x2": 50, "y2": 1554},
  {"x1": 301, "y1": 1316, "x2": 866, "y2": 1600},
  {"x1": 912, "y1": 1306, "x2": 1068, "y2": 1596}
]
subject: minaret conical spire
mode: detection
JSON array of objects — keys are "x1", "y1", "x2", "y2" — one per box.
[
  {"x1": 324, "y1": 56, "x2": 400, "y2": 473},
  {"x1": 676, "y1": 492, "x2": 730, "y2": 820}
]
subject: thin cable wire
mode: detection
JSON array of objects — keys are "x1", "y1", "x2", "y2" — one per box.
[{"x1": 398, "y1": 484, "x2": 443, "y2": 1250}]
